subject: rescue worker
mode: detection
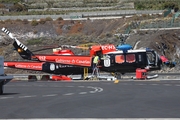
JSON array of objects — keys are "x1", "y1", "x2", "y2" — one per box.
[{"x1": 92, "y1": 54, "x2": 100, "y2": 75}]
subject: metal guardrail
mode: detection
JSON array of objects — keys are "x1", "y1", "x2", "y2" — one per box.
[{"x1": 0, "y1": 10, "x2": 163, "y2": 21}]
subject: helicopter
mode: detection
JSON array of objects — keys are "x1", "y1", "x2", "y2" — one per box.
[{"x1": 2, "y1": 27, "x2": 163, "y2": 80}]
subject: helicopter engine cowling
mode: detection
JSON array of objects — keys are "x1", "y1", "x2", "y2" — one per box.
[{"x1": 53, "y1": 48, "x2": 74, "y2": 55}]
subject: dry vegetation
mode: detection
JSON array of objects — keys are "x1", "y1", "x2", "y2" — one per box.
[{"x1": 1, "y1": 14, "x2": 180, "y2": 74}]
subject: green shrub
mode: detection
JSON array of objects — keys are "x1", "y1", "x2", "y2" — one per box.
[
  {"x1": 45, "y1": 17, "x2": 53, "y2": 21},
  {"x1": 4, "y1": 19, "x2": 12, "y2": 22},
  {"x1": 39, "y1": 18, "x2": 46, "y2": 24},
  {"x1": 33, "y1": 30, "x2": 38, "y2": 34},
  {"x1": 163, "y1": 2, "x2": 176, "y2": 9},
  {"x1": 31, "y1": 19, "x2": 38, "y2": 26},
  {"x1": 56, "y1": 17, "x2": 63, "y2": 21},
  {"x1": 135, "y1": 2, "x2": 145, "y2": 10},
  {"x1": 0, "y1": 20, "x2": 5, "y2": 24},
  {"x1": 10, "y1": 3, "x2": 27, "y2": 12},
  {"x1": 27, "y1": 39, "x2": 42, "y2": 45},
  {"x1": 15, "y1": 19, "x2": 22, "y2": 22},
  {"x1": 4, "y1": 19, "x2": 13, "y2": 24},
  {"x1": 0, "y1": 3, "x2": 5, "y2": 8},
  {"x1": 106, "y1": 32, "x2": 112, "y2": 38},
  {"x1": 0, "y1": 0, "x2": 21, "y2": 3},
  {"x1": 22, "y1": 19, "x2": 29, "y2": 24},
  {"x1": 174, "y1": 5, "x2": 179, "y2": 12}
]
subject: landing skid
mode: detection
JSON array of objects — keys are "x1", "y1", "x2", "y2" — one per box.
[
  {"x1": 132, "y1": 74, "x2": 158, "y2": 80},
  {"x1": 85, "y1": 75, "x2": 117, "y2": 81}
]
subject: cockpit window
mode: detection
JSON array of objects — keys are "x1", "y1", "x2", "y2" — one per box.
[
  {"x1": 126, "y1": 54, "x2": 135, "y2": 63},
  {"x1": 147, "y1": 52, "x2": 155, "y2": 65}
]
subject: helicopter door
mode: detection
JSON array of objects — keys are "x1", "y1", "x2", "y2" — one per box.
[
  {"x1": 103, "y1": 55, "x2": 111, "y2": 67},
  {"x1": 137, "y1": 53, "x2": 148, "y2": 66}
]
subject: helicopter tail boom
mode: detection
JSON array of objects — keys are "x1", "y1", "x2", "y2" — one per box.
[{"x1": 2, "y1": 27, "x2": 37, "y2": 60}]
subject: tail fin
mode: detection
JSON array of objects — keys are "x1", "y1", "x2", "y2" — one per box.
[{"x1": 2, "y1": 27, "x2": 35, "y2": 60}]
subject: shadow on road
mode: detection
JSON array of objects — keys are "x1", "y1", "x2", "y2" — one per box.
[{"x1": 1, "y1": 93, "x2": 19, "y2": 95}]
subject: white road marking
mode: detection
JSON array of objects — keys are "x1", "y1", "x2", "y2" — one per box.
[
  {"x1": 19, "y1": 95, "x2": 37, "y2": 98},
  {"x1": 97, "y1": 87, "x2": 103, "y2": 92},
  {"x1": 79, "y1": 92, "x2": 87, "y2": 94},
  {"x1": 0, "y1": 97, "x2": 14, "y2": 99},
  {"x1": 63, "y1": 93, "x2": 74, "y2": 96},
  {"x1": 1, "y1": 84, "x2": 103, "y2": 100},
  {"x1": 87, "y1": 86, "x2": 94, "y2": 88},
  {"x1": 94, "y1": 87, "x2": 99, "y2": 92},
  {"x1": 164, "y1": 84, "x2": 171, "y2": 86},
  {"x1": 3, "y1": 81, "x2": 180, "y2": 100},
  {"x1": 36, "y1": 85, "x2": 45, "y2": 87},
  {"x1": 150, "y1": 84, "x2": 158, "y2": 85},
  {"x1": 136, "y1": 84, "x2": 146, "y2": 85},
  {"x1": 89, "y1": 91, "x2": 96, "y2": 93},
  {"x1": 42, "y1": 94, "x2": 57, "y2": 97}
]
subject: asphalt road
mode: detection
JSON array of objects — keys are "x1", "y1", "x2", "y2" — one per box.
[{"x1": 1, "y1": 80, "x2": 180, "y2": 119}]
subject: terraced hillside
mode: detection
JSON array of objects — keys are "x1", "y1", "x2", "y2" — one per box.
[
  {"x1": 1, "y1": 14, "x2": 180, "y2": 74},
  {"x1": 23, "y1": 0, "x2": 180, "y2": 9},
  {"x1": 28, "y1": 0, "x2": 119, "y2": 8}
]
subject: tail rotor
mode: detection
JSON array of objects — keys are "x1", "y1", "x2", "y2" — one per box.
[{"x1": 1, "y1": 27, "x2": 36, "y2": 60}]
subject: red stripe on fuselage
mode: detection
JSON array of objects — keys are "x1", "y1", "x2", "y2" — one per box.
[
  {"x1": 4, "y1": 61, "x2": 43, "y2": 70},
  {"x1": 35, "y1": 55, "x2": 92, "y2": 67}
]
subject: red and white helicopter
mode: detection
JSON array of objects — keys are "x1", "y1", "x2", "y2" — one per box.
[{"x1": 2, "y1": 27, "x2": 163, "y2": 80}]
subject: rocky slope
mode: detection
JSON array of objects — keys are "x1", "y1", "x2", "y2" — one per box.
[{"x1": 0, "y1": 16, "x2": 180, "y2": 74}]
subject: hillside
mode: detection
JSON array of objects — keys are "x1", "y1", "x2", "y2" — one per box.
[{"x1": 1, "y1": 16, "x2": 180, "y2": 74}]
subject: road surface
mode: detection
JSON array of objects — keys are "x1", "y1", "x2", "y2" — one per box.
[{"x1": 0, "y1": 80, "x2": 180, "y2": 119}]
